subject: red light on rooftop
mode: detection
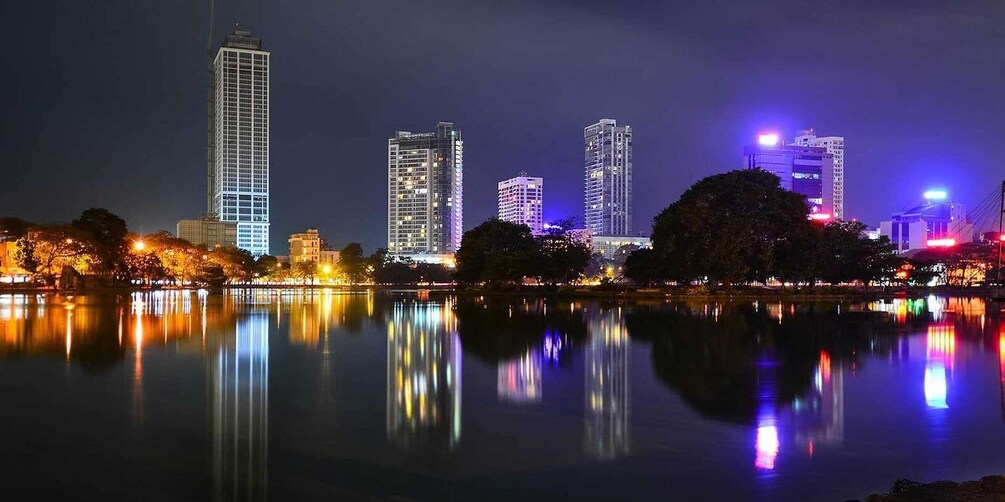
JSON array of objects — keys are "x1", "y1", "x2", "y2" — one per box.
[{"x1": 926, "y1": 238, "x2": 957, "y2": 248}]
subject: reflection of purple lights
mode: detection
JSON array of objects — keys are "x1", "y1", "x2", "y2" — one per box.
[
  {"x1": 543, "y1": 331, "x2": 563, "y2": 364},
  {"x1": 755, "y1": 424, "x2": 780, "y2": 470},
  {"x1": 924, "y1": 363, "x2": 948, "y2": 409}
]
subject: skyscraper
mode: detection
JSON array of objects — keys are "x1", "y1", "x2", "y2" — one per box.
[
  {"x1": 793, "y1": 130, "x2": 845, "y2": 219},
  {"x1": 208, "y1": 29, "x2": 270, "y2": 256},
  {"x1": 387, "y1": 122, "x2": 463, "y2": 262},
  {"x1": 498, "y1": 173, "x2": 544, "y2": 235},
  {"x1": 584, "y1": 119, "x2": 633, "y2": 236},
  {"x1": 743, "y1": 134, "x2": 834, "y2": 217}
]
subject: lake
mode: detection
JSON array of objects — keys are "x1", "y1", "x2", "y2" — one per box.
[{"x1": 0, "y1": 291, "x2": 1002, "y2": 500}]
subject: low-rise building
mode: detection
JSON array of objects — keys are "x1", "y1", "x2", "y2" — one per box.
[
  {"x1": 177, "y1": 218, "x2": 238, "y2": 249},
  {"x1": 590, "y1": 235, "x2": 652, "y2": 259},
  {"x1": 879, "y1": 191, "x2": 972, "y2": 253},
  {"x1": 289, "y1": 228, "x2": 322, "y2": 264}
]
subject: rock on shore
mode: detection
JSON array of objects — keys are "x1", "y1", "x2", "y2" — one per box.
[{"x1": 864, "y1": 476, "x2": 1005, "y2": 501}]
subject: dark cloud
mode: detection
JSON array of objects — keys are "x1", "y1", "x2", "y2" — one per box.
[{"x1": 2, "y1": 0, "x2": 1004, "y2": 251}]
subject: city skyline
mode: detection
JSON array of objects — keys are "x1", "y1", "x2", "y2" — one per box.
[{"x1": 2, "y1": 1, "x2": 1004, "y2": 253}]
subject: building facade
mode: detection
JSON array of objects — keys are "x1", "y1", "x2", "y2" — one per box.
[
  {"x1": 584, "y1": 119, "x2": 633, "y2": 236},
  {"x1": 590, "y1": 235, "x2": 652, "y2": 260},
  {"x1": 387, "y1": 122, "x2": 463, "y2": 262},
  {"x1": 176, "y1": 219, "x2": 238, "y2": 249},
  {"x1": 879, "y1": 192, "x2": 971, "y2": 253},
  {"x1": 792, "y1": 130, "x2": 845, "y2": 219},
  {"x1": 208, "y1": 29, "x2": 270, "y2": 256},
  {"x1": 288, "y1": 228, "x2": 321, "y2": 263},
  {"x1": 743, "y1": 135, "x2": 834, "y2": 217},
  {"x1": 498, "y1": 173, "x2": 544, "y2": 235}
]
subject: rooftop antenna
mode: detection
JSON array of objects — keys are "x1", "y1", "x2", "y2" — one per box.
[{"x1": 205, "y1": 0, "x2": 216, "y2": 217}]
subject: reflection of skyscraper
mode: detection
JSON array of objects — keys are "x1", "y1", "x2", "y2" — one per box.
[
  {"x1": 925, "y1": 324, "x2": 955, "y2": 409},
  {"x1": 386, "y1": 303, "x2": 462, "y2": 450},
  {"x1": 211, "y1": 314, "x2": 269, "y2": 500},
  {"x1": 793, "y1": 351, "x2": 845, "y2": 454},
  {"x1": 584, "y1": 309, "x2": 630, "y2": 459},
  {"x1": 497, "y1": 349, "x2": 542, "y2": 403}
]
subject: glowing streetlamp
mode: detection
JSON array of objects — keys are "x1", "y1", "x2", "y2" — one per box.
[{"x1": 133, "y1": 240, "x2": 146, "y2": 252}]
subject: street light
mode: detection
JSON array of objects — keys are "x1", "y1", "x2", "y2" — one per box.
[{"x1": 133, "y1": 240, "x2": 146, "y2": 251}]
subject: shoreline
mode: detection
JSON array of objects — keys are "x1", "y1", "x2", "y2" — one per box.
[
  {"x1": 0, "y1": 284, "x2": 998, "y2": 302},
  {"x1": 864, "y1": 476, "x2": 1005, "y2": 501}
]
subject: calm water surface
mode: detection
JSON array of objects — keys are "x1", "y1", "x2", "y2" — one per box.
[{"x1": 1, "y1": 291, "x2": 1003, "y2": 501}]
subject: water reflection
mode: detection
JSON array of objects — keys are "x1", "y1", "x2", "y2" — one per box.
[
  {"x1": 585, "y1": 307, "x2": 630, "y2": 460},
  {"x1": 386, "y1": 301, "x2": 462, "y2": 451},
  {"x1": 211, "y1": 313, "x2": 269, "y2": 501},
  {"x1": 3, "y1": 291, "x2": 1005, "y2": 499},
  {"x1": 498, "y1": 349, "x2": 542, "y2": 403}
]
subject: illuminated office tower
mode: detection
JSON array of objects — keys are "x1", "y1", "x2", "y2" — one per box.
[
  {"x1": 584, "y1": 119, "x2": 633, "y2": 236},
  {"x1": 498, "y1": 173, "x2": 544, "y2": 235},
  {"x1": 743, "y1": 133, "x2": 834, "y2": 217},
  {"x1": 386, "y1": 302, "x2": 462, "y2": 450},
  {"x1": 584, "y1": 308, "x2": 630, "y2": 459},
  {"x1": 793, "y1": 130, "x2": 845, "y2": 219},
  {"x1": 387, "y1": 122, "x2": 463, "y2": 263},
  {"x1": 209, "y1": 29, "x2": 270, "y2": 256},
  {"x1": 210, "y1": 314, "x2": 269, "y2": 500}
]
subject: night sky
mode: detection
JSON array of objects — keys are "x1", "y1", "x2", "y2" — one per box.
[{"x1": 3, "y1": 0, "x2": 1004, "y2": 254}]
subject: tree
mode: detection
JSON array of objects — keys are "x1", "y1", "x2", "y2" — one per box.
[
  {"x1": 623, "y1": 248, "x2": 660, "y2": 286},
  {"x1": 650, "y1": 169, "x2": 809, "y2": 287},
  {"x1": 208, "y1": 246, "x2": 257, "y2": 284},
  {"x1": 535, "y1": 229, "x2": 590, "y2": 285},
  {"x1": 340, "y1": 243, "x2": 367, "y2": 285},
  {"x1": 455, "y1": 218, "x2": 538, "y2": 285},
  {"x1": 0, "y1": 217, "x2": 32, "y2": 240},
  {"x1": 72, "y1": 208, "x2": 129, "y2": 279},
  {"x1": 818, "y1": 221, "x2": 899, "y2": 286},
  {"x1": 23, "y1": 225, "x2": 95, "y2": 285},
  {"x1": 14, "y1": 238, "x2": 38, "y2": 276},
  {"x1": 254, "y1": 255, "x2": 280, "y2": 280}
]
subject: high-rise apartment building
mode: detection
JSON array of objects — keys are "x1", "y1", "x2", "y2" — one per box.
[
  {"x1": 584, "y1": 119, "x2": 633, "y2": 236},
  {"x1": 387, "y1": 122, "x2": 463, "y2": 263},
  {"x1": 208, "y1": 29, "x2": 270, "y2": 256},
  {"x1": 498, "y1": 173, "x2": 544, "y2": 235},
  {"x1": 743, "y1": 134, "x2": 834, "y2": 217},
  {"x1": 793, "y1": 130, "x2": 845, "y2": 219}
]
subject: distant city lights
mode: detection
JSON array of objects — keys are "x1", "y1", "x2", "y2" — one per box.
[
  {"x1": 808, "y1": 213, "x2": 832, "y2": 222},
  {"x1": 757, "y1": 133, "x2": 780, "y2": 147},
  {"x1": 923, "y1": 190, "x2": 948, "y2": 200}
]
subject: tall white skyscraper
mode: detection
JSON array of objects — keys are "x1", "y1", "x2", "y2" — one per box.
[
  {"x1": 208, "y1": 29, "x2": 270, "y2": 256},
  {"x1": 387, "y1": 122, "x2": 463, "y2": 262},
  {"x1": 584, "y1": 119, "x2": 632, "y2": 236},
  {"x1": 793, "y1": 130, "x2": 844, "y2": 220},
  {"x1": 498, "y1": 173, "x2": 544, "y2": 235}
]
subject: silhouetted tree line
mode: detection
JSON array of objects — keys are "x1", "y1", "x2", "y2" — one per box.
[
  {"x1": 623, "y1": 169, "x2": 902, "y2": 288},
  {"x1": 454, "y1": 218, "x2": 591, "y2": 285}
]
